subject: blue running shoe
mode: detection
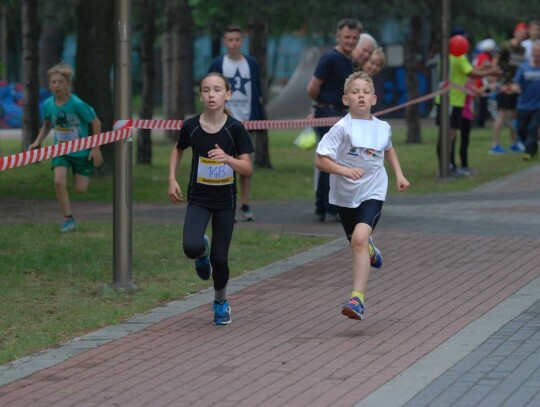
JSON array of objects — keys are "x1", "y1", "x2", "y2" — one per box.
[
  {"x1": 509, "y1": 141, "x2": 525, "y2": 153},
  {"x1": 60, "y1": 217, "x2": 76, "y2": 233},
  {"x1": 341, "y1": 296, "x2": 364, "y2": 320},
  {"x1": 368, "y1": 236, "x2": 382, "y2": 269},
  {"x1": 194, "y1": 235, "x2": 211, "y2": 280},
  {"x1": 212, "y1": 300, "x2": 232, "y2": 325},
  {"x1": 489, "y1": 144, "x2": 506, "y2": 155}
]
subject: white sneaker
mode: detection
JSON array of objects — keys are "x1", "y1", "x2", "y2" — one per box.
[{"x1": 239, "y1": 206, "x2": 254, "y2": 221}]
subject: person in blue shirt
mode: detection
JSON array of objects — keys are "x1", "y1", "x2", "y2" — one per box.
[{"x1": 512, "y1": 40, "x2": 540, "y2": 160}]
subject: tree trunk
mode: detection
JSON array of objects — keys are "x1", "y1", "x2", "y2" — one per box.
[
  {"x1": 163, "y1": 0, "x2": 177, "y2": 141},
  {"x1": 161, "y1": 30, "x2": 172, "y2": 122},
  {"x1": 178, "y1": 0, "x2": 194, "y2": 116},
  {"x1": 405, "y1": 15, "x2": 422, "y2": 143},
  {"x1": 162, "y1": 0, "x2": 194, "y2": 141},
  {"x1": 0, "y1": 5, "x2": 8, "y2": 81},
  {"x1": 21, "y1": 0, "x2": 40, "y2": 151},
  {"x1": 75, "y1": 0, "x2": 115, "y2": 173},
  {"x1": 137, "y1": 0, "x2": 157, "y2": 165},
  {"x1": 248, "y1": 21, "x2": 272, "y2": 169},
  {"x1": 39, "y1": 0, "x2": 65, "y2": 88}
]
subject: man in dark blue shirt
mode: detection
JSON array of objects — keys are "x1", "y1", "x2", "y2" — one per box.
[{"x1": 307, "y1": 18, "x2": 363, "y2": 222}]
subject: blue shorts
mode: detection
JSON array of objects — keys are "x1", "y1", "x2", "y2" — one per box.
[
  {"x1": 337, "y1": 199, "x2": 384, "y2": 241},
  {"x1": 51, "y1": 154, "x2": 94, "y2": 177}
]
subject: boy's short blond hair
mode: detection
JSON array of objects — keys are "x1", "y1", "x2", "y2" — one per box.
[
  {"x1": 47, "y1": 63, "x2": 74, "y2": 82},
  {"x1": 344, "y1": 71, "x2": 374, "y2": 94}
]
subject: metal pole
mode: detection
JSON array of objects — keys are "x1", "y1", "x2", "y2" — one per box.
[
  {"x1": 439, "y1": 0, "x2": 450, "y2": 177},
  {"x1": 112, "y1": 0, "x2": 136, "y2": 289}
]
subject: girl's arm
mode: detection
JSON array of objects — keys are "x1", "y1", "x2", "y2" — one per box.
[
  {"x1": 208, "y1": 144, "x2": 252, "y2": 176},
  {"x1": 228, "y1": 153, "x2": 253, "y2": 176},
  {"x1": 385, "y1": 147, "x2": 410, "y2": 192},
  {"x1": 315, "y1": 154, "x2": 364, "y2": 180},
  {"x1": 168, "y1": 146, "x2": 184, "y2": 203}
]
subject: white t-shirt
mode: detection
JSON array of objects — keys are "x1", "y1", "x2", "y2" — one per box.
[
  {"x1": 521, "y1": 39, "x2": 534, "y2": 61},
  {"x1": 222, "y1": 55, "x2": 252, "y2": 121},
  {"x1": 316, "y1": 114, "x2": 393, "y2": 208}
]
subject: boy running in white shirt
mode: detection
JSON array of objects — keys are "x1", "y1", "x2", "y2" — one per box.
[{"x1": 315, "y1": 71, "x2": 410, "y2": 320}]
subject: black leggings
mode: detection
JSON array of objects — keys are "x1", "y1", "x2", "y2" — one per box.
[
  {"x1": 183, "y1": 204, "x2": 235, "y2": 291},
  {"x1": 460, "y1": 118, "x2": 471, "y2": 168}
]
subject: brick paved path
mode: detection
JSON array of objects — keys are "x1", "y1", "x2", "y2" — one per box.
[{"x1": 0, "y1": 165, "x2": 539, "y2": 407}]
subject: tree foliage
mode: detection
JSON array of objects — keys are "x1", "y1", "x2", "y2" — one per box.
[{"x1": 6, "y1": 0, "x2": 540, "y2": 156}]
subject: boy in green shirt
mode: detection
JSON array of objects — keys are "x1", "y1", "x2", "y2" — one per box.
[{"x1": 29, "y1": 63, "x2": 103, "y2": 232}]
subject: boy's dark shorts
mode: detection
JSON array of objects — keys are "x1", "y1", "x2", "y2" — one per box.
[
  {"x1": 497, "y1": 92, "x2": 518, "y2": 110},
  {"x1": 338, "y1": 199, "x2": 384, "y2": 241},
  {"x1": 52, "y1": 154, "x2": 94, "y2": 177}
]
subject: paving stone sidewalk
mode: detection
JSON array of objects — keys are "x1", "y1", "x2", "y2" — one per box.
[{"x1": 0, "y1": 165, "x2": 539, "y2": 407}]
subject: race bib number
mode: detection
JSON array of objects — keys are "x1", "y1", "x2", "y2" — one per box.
[
  {"x1": 197, "y1": 157, "x2": 234, "y2": 185},
  {"x1": 350, "y1": 119, "x2": 389, "y2": 151},
  {"x1": 54, "y1": 127, "x2": 79, "y2": 142}
]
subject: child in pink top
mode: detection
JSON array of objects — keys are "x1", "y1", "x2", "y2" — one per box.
[{"x1": 459, "y1": 81, "x2": 482, "y2": 175}]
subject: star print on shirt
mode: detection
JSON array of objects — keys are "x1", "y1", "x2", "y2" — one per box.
[{"x1": 227, "y1": 68, "x2": 251, "y2": 96}]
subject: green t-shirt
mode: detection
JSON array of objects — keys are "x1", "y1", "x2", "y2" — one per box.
[
  {"x1": 43, "y1": 94, "x2": 97, "y2": 157},
  {"x1": 448, "y1": 55, "x2": 472, "y2": 107}
]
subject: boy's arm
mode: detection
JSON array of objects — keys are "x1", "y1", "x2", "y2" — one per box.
[
  {"x1": 88, "y1": 117, "x2": 103, "y2": 167},
  {"x1": 28, "y1": 121, "x2": 52, "y2": 149},
  {"x1": 385, "y1": 148, "x2": 410, "y2": 192},
  {"x1": 315, "y1": 154, "x2": 364, "y2": 180},
  {"x1": 90, "y1": 116, "x2": 101, "y2": 136}
]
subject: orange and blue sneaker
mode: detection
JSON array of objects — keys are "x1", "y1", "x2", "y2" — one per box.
[
  {"x1": 341, "y1": 296, "x2": 365, "y2": 320},
  {"x1": 212, "y1": 300, "x2": 232, "y2": 325},
  {"x1": 368, "y1": 236, "x2": 383, "y2": 269},
  {"x1": 194, "y1": 235, "x2": 212, "y2": 280}
]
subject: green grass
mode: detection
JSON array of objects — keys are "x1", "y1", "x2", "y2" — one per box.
[
  {"x1": 0, "y1": 123, "x2": 533, "y2": 364},
  {"x1": 0, "y1": 223, "x2": 330, "y2": 364}
]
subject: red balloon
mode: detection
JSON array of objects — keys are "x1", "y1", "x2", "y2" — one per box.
[{"x1": 449, "y1": 35, "x2": 469, "y2": 56}]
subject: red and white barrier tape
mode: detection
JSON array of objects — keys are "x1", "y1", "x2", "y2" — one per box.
[
  {"x1": 0, "y1": 128, "x2": 132, "y2": 172},
  {"x1": 129, "y1": 116, "x2": 344, "y2": 131},
  {"x1": 1, "y1": 82, "x2": 455, "y2": 172}
]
